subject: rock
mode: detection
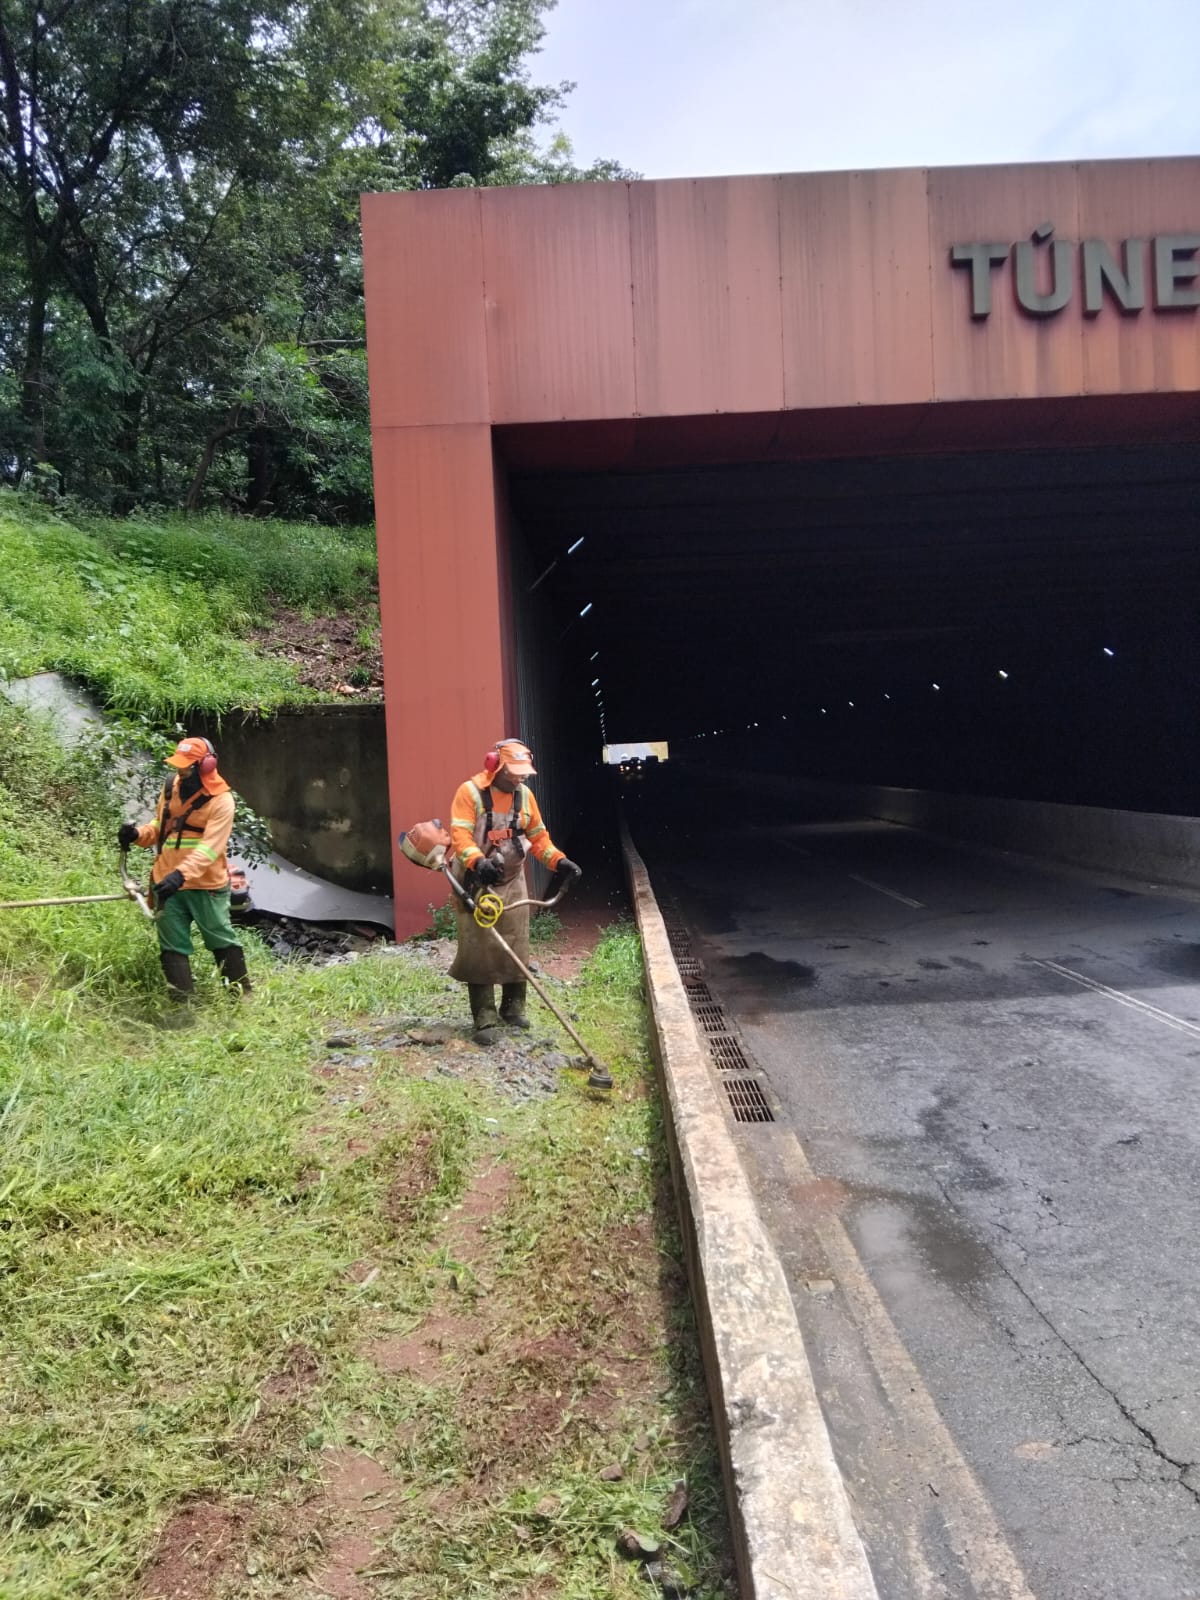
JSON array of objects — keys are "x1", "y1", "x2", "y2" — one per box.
[
  {"x1": 661, "y1": 1480, "x2": 689, "y2": 1530},
  {"x1": 617, "y1": 1529, "x2": 661, "y2": 1561},
  {"x1": 643, "y1": 1559, "x2": 690, "y2": 1596},
  {"x1": 325, "y1": 1035, "x2": 354, "y2": 1049},
  {"x1": 533, "y1": 1494, "x2": 561, "y2": 1519},
  {"x1": 633, "y1": 1431, "x2": 653, "y2": 1452},
  {"x1": 599, "y1": 1462, "x2": 623, "y2": 1481},
  {"x1": 407, "y1": 1024, "x2": 458, "y2": 1045}
]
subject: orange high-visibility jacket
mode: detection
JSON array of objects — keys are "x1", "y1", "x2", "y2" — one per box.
[
  {"x1": 449, "y1": 772, "x2": 565, "y2": 875},
  {"x1": 134, "y1": 775, "x2": 235, "y2": 891}
]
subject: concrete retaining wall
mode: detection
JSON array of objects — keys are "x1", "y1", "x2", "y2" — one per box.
[
  {"x1": 623, "y1": 828, "x2": 878, "y2": 1600},
  {"x1": 194, "y1": 706, "x2": 390, "y2": 894},
  {"x1": 790, "y1": 778, "x2": 1200, "y2": 890}
]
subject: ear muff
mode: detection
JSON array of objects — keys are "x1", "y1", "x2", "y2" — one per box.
[
  {"x1": 198, "y1": 737, "x2": 218, "y2": 779},
  {"x1": 484, "y1": 749, "x2": 500, "y2": 776}
]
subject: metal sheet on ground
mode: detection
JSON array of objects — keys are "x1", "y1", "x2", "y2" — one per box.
[{"x1": 245, "y1": 853, "x2": 393, "y2": 929}]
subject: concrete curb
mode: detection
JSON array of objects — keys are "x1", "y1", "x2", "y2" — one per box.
[{"x1": 622, "y1": 829, "x2": 879, "y2": 1600}]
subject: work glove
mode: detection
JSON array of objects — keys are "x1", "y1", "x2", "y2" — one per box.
[
  {"x1": 154, "y1": 869, "x2": 185, "y2": 904},
  {"x1": 474, "y1": 857, "x2": 504, "y2": 887},
  {"x1": 554, "y1": 858, "x2": 582, "y2": 883},
  {"x1": 117, "y1": 822, "x2": 140, "y2": 848}
]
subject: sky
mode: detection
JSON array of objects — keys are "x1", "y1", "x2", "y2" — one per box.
[{"x1": 533, "y1": 0, "x2": 1200, "y2": 179}]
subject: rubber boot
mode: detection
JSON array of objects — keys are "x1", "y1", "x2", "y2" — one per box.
[
  {"x1": 468, "y1": 983, "x2": 502, "y2": 1047},
  {"x1": 159, "y1": 951, "x2": 194, "y2": 1017},
  {"x1": 213, "y1": 943, "x2": 252, "y2": 996},
  {"x1": 499, "y1": 981, "x2": 530, "y2": 1029}
]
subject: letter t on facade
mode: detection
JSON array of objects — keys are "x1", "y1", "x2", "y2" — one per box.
[{"x1": 950, "y1": 243, "x2": 1010, "y2": 318}]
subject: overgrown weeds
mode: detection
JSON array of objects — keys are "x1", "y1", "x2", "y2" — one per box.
[
  {"x1": 0, "y1": 491, "x2": 376, "y2": 717},
  {"x1": 0, "y1": 703, "x2": 732, "y2": 1597}
]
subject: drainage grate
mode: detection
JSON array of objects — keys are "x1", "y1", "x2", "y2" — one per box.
[
  {"x1": 708, "y1": 1034, "x2": 751, "y2": 1072},
  {"x1": 693, "y1": 1002, "x2": 729, "y2": 1033},
  {"x1": 723, "y1": 1075, "x2": 775, "y2": 1124},
  {"x1": 656, "y1": 895, "x2": 775, "y2": 1124}
]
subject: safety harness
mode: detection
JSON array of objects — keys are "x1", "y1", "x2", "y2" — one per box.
[
  {"x1": 157, "y1": 775, "x2": 213, "y2": 855},
  {"x1": 471, "y1": 781, "x2": 529, "y2": 853}
]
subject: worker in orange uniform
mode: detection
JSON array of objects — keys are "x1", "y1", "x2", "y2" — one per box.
[
  {"x1": 448, "y1": 738, "x2": 580, "y2": 1044},
  {"x1": 117, "y1": 736, "x2": 251, "y2": 1001}
]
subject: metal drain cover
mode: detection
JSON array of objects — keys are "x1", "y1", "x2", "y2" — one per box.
[{"x1": 723, "y1": 1075, "x2": 775, "y2": 1123}]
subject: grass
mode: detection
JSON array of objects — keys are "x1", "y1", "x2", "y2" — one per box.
[
  {"x1": 0, "y1": 491, "x2": 377, "y2": 718},
  {"x1": 0, "y1": 704, "x2": 732, "y2": 1598}
]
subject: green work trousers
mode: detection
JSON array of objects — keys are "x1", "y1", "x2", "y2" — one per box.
[{"x1": 156, "y1": 886, "x2": 241, "y2": 957}]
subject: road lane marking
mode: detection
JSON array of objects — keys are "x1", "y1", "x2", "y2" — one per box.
[
  {"x1": 848, "y1": 873, "x2": 925, "y2": 909},
  {"x1": 1031, "y1": 958, "x2": 1200, "y2": 1040},
  {"x1": 767, "y1": 1127, "x2": 1038, "y2": 1600}
]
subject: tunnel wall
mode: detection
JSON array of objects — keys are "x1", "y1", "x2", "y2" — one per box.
[{"x1": 721, "y1": 764, "x2": 1200, "y2": 891}]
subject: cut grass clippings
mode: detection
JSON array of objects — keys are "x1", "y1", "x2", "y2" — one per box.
[{"x1": 0, "y1": 706, "x2": 733, "y2": 1599}]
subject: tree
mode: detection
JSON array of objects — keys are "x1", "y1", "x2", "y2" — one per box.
[{"x1": 0, "y1": 0, "x2": 632, "y2": 517}]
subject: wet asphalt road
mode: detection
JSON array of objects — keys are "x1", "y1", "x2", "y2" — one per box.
[{"x1": 637, "y1": 793, "x2": 1200, "y2": 1600}]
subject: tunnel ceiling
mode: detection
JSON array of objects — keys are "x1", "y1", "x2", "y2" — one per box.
[{"x1": 507, "y1": 440, "x2": 1200, "y2": 746}]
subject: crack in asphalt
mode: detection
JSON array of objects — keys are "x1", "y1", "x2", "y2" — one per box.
[{"x1": 932, "y1": 1177, "x2": 1200, "y2": 1508}]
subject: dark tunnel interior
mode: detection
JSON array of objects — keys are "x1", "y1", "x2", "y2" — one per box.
[{"x1": 507, "y1": 439, "x2": 1200, "y2": 816}]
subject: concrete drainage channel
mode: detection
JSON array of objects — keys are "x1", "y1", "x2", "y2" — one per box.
[
  {"x1": 657, "y1": 906, "x2": 775, "y2": 1126},
  {"x1": 622, "y1": 828, "x2": 878, "y2": 1600}
]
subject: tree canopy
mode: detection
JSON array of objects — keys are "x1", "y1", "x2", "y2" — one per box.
[{"x1": 0, "y1": 0, "x2": 630, "y2": 520}]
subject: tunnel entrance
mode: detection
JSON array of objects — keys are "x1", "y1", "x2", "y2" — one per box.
[
  {"x1": 503, "y1": 411, "x2": 1200, "y2": 819},
  {"x1": 361, "y1": 161, "x2": 1200, "y2": 932}
]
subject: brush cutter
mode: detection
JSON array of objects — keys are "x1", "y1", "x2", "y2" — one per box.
[
  {"x1": 0, "y1": 850, "x2": 156, "y2": 917},
  {"x1": 442, "y1": 867, "x2": 614, "y2": 1091},
  {"x1": 398, "y1": 821, "x2": 612, "y2": 1090}
]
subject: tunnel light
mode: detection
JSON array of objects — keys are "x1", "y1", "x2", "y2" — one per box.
[
  {"x1": 931, "y1": 683, "x2": 941, "y2": 691},
  {"x1": 591, "y1": 678, "x2": 599, "y2": 686},
  {"x1": 590, "y1": 651, "x2": 599, "y2": 661},
  {"x1": 998, "y1": 669, "x2": 1009, "y2": 679},
  {"x1": 820, "y1": 707, "x2": 827, "y2": 714},
  {"x1": 567, "y1": 537, "x2": 585, "y2": 555},
  {"x1": 579, "y1": 602, "x2": 593, "y2": 618},
  {"x1": 883, "y1": 694, "x2": 891, "y2": 700},
  {"x1": 753, "y1": 721, "x2": 759, "y2": 727},
  {"x1": 1103, "y1": 646, "x2": 1115, "y2": 657},
  {"x1": 848, "y1": 701, "x2": 854, "y2": 708}
]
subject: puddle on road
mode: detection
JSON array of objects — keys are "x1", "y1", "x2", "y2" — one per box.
[
  {"x1": 851, "y1": 1189, "x2": 995, "y2": 1304},
  {"x1": 1145, "y1": 938, "x2": 1200, "y2": 980},
  {"x1": 717, "y1": 949, "x2": 817, "y2": 1012},
  {"x1": 723, "y1": 950, "x2": 816, "y2": 985}
]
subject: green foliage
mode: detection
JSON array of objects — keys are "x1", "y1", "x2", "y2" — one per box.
[
  {"x1": 0, "y1": 492, "x2": 375, "y2": 717},
  {"x1": 416, "y1": 897, "x2": 458, "y2": 940},
  {"x1": 529, "y1": 907, "x2": 563, "y2": 943},
  {"x1": 0, "y1": 0, "x2": 634, "y2": 521}
]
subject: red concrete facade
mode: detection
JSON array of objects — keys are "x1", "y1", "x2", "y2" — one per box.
[{"x1": 362, "y1": 159, "x2": 1200, "y2": 932}]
